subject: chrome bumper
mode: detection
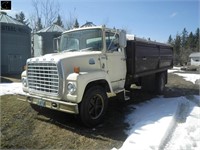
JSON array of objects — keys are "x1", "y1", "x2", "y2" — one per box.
[{"x1": 17, "y1": 93, "x2": 79, "y2": 114}]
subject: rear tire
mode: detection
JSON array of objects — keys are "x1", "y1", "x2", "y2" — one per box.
[
  {"x1": 79, "y1": 86, "x2": 108, "y2": 127},
  {"x1": 141, "y1": 75, "x2": 156, "y2": 92},
  {"x1": 156, "y1": 72, "x2": 166, "y2": 94}
]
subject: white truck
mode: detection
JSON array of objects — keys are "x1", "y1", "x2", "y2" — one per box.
[{"x1": 21, "y1": 25, "x2": 173, "y2": 127}]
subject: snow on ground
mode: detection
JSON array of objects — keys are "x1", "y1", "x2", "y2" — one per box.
[
  {"x1": 168, "y1": 67, "x2": 183, "y2": 73},
  {"x1": 174, "y1": 73, "x2": 200, "y2": 84},
  {"x1": 168, "y1": 67, "x2": 200, "y2": 84},
  {"x1": 0, "y1": 83, "x2": 25, "y2": 96},
  {"x1": 116, "y1": 96, "x2": 200, "y2": 150}
]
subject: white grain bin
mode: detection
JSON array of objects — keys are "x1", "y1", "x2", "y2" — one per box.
[{"x1": 33, "y1": 24, "x2": 65, "y2": 57}]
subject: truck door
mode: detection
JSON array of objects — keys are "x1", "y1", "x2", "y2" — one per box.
[{"x1": 105, "y1": 32, "x2": 127, "y2": 90}]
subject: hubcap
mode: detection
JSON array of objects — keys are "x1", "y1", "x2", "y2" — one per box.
[{"x1": 88, "y1": 94, "x2": 104, "y2": 119}]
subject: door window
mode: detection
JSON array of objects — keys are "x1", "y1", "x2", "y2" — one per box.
[{"x1": 106, "y1": 32, "x2": 119, "y2": 52}]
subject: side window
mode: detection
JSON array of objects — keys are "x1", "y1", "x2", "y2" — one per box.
[{"x1": 106, "y1": 32, "x2": 119, "y2": 52}]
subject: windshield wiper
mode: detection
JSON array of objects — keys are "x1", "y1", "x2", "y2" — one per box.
[
  {"x1": 80, "y1": 47, "x2": 94, "y2": 52},
  {"x1": 62, "y1": 49, "x2": 77, "y2": 52}
]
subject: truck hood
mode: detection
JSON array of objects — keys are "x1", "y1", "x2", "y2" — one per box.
[{"x1": 27, "y1": 51, "x2": 102, "y2": 62}]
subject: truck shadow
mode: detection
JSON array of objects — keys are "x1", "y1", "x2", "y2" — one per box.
[
  {"x1": 32, "y1": 89, "x2": 157, "y2": 142},
  {"x1": 33, "y1": 98, "x2": 130, "y2": 142},
  {"x1": 31, "y1": 84, "x2": 199, "y2": 143}
]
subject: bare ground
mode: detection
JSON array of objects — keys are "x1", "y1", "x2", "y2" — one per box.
[{"x1": 0, "y1": 72, "x2": 199, "y2": 149}]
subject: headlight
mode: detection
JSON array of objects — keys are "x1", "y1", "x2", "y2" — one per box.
[
  {"x1": 22, "y1": 77, "x2": 27, "y2": 87},
  {"x1": 67, "y1": 82, "x2": 76, "y2": 94}
]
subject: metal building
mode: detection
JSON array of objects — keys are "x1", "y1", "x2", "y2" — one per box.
[
  {"x1": 33, "y1": 24, "x2": 65, "y2": 57},
  {"x1": 189, "y1": 52, "x2": 200, "y2": 66},
  {"x1": 0, "y1": 12, "x2": 31, "y2": 75}
]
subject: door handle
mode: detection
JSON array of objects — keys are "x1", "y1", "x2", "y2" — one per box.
[
  {"x1": 121, "y1": 58, "x2": 126, "y2": 61},
  {"x1": 142, "y1": 57, "x2": 147, "y2": 61}
]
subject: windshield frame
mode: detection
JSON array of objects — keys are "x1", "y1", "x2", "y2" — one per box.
[{"x1": 60, "y1": 28, "x2": 103, "y2": 52}]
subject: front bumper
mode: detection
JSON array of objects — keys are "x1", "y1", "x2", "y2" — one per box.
[{"x1": 18, "y1": 93, "x2": 79, "y2": 114}]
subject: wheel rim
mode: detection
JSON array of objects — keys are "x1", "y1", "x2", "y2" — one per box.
[{"x1": 88, "y1": 94, "x2": 104, "y2": 119}]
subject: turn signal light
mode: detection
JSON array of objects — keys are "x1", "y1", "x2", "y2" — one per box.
[
  {"x1": 23, "y1": 65, "x2": 27, "y2": 70},
  {"x1": 74, "y1": 66, "x2": 80, "y2": 73}
]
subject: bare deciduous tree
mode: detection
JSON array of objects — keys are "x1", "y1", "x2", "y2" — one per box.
[
  {"x1": 30, "y1": 0, "x2": 60, "y2": 31},
  {"x1": 65, "y1": 8, "x2": 79, "y2": 30}
]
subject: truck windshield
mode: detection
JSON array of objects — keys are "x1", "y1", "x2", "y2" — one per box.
[{"x1": 60, "y1": 29, "x2": 103, "y2": 52}]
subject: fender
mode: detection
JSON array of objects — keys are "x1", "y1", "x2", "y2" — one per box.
[{"x1": 66, "y1": 70, "x2": 113, "y2": 103}]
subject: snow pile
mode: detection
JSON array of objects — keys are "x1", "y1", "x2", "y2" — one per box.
[
  {"x1": 0, "y1": 83, "x2": 25, "y2": 96},
  {"x1": 119, "y1": 97, "x2": 179, "y2": 150},
  {"x1": 165, "y1": 99, "x2": 200, "y2": 150},
  {"x1": 174, "y1": 73, "x2": 200, "y2": 84},
  {"x1": 117, "y1": 96, "x2": 200, "y2": 150}
]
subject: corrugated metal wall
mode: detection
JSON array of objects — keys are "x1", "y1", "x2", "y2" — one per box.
[{"x1": 1, "y1": 23, "x2": 31, "y2": 74}]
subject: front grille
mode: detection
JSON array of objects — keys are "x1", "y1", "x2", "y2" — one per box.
[{"x1": 27, "y1": 62, "x2": 59, "y2": 95}]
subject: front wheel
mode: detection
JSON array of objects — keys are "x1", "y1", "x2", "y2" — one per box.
[{"x1": 79, "y1": 86, "x2": 108, "y2": 127}]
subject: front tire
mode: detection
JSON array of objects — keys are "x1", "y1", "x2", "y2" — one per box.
[{"x1": 79, "y1": 86, "x2": 108, "y2": 127}]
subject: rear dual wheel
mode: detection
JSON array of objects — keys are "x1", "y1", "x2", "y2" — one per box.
[{"x1": 156, "y1": 72, "x2": 166, "y2": 94}]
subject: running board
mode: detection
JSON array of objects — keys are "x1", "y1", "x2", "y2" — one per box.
[
  {"x1": 115, "y1": 89, "x2": 130, "y2": 101},
  {"x1": 125, "y1": 95, "x2": 130, "y2": 101}
]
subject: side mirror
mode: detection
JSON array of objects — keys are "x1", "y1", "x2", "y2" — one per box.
[
  {"x1": 119, "y1": 30, "x2": 127, "y2": 48},
  {"x1": 53, "y1": 36, "x2": 61, "y2": 52}
]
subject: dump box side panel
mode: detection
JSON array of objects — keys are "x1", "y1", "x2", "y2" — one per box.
[
  {"x1": 126, "y1": 40, "x2": 135, "y2": 75},
  {"x1": 159, "y1": 45, "x2": 173, "y2": 68},
  {"x1": 135, "y1": 41, "x2": 160, "y2": 74},
  {"x1": 126, "y1": 39, "x2": 173, "y2": 78}
]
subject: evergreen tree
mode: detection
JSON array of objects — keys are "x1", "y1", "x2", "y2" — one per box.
[
  {"x1": 174, "y1": 34, "x2": 181, "y2": 65},
  {"x1": 54, "y1": 15, "x2": 64, "y2": 27},
  {"x1": 15, "y1": 11, "x2": 29, "y2": 25},
  {"x1": 181, "y1": 28, "x2": 188, "y2": 48},
  {"x1": 169, "y1": 27, "x2": 199, "y2": 65},
  {"x1": 168, "y1": 35, "x2": 173, "y2": 44},
  {"x1": 74, "y1": 18, "x2": 79, "y2": 28},
  {"x1": 187, "y1": 32, "x2": 195, "y2": 49},
  {"x1": 35, "y1": 17, "x2": 43, "y2": 31},
  {"x1": 194, "y1": 28, "x2": 199, "y2": 51}
]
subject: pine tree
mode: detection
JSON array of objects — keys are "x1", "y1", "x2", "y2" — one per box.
[
  {"x1": 54, "y1": 15, "x2": 64, "y2": 27},
  {"x1": 187, "y1": 32, "x2": 195, "y2": 49},
  {"x1": 15, "y1": 11, "x2": 29, "y2": 25},
  {"x1": 73, "y1": 19, "x2": 79, "y2": 28},
  {"x1": 174, "y1": 34, "x2": 181, "y2": 65},
  {"x1": 180, "y1": 28, "x2": 189, "y2": 65},
  {"x1": 35, "y1": 17, "x2": 43, "y2": 31},
  {"x1": 168, "y1": 35, "x2": 173, "y2": 44},
  {"x1": 181, "y1": 28, "x2": 188, "y2": 48},
  {"x1": 194, "y1": 28, "x2": 199, "y2": 51},
  {"x1": 169, "y1": 27, "x2": 199, "y2": 65}
]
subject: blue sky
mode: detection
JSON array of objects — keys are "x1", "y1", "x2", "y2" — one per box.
[{"x1": 4, "y1": 0, "x2": 199, "y2": 42}]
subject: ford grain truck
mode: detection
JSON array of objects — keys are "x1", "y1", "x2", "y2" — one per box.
[{"x1": 21, "y1": 25, "x2": 173, "y2": 127}]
